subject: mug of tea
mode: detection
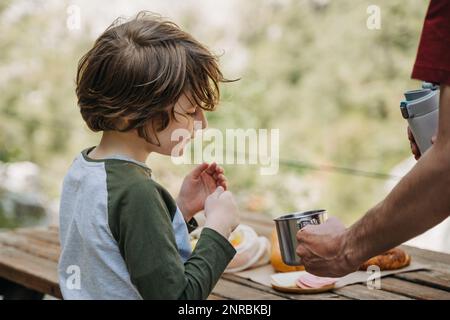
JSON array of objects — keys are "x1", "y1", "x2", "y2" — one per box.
[{"x1": 273, "y1": 209, "x2": 328, "y2": 266}]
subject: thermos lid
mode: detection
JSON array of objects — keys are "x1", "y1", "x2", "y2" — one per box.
[{"x1": 400, "y1": 86, "x2": 439, "y2": 119}]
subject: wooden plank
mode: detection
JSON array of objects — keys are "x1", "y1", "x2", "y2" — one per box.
[
  {"x1": 212, "y1": 278, "x2": 287, "y2": 300},
  {"x1": 222, "y1": 273, "x2": 348, "y2": 300},
  {"x1": 48, "y1": 225, "x2": 59, "y2": 232},
  {"x1": 400, "y1": 245, "x2": 450, "y2": 274},
  {"x1": 13, "y1": 228, "x2": 60, "y2": 246},
  {"x1": 400, "y1": 252, "x2": 450, "y2": 275},
  {"x1": 0, "y1": 245, "x2": 61, "y2": 299},
  {"x1": 379, "y1": 277, "x2": 450, "y2": 300},
  {"x1": 333, "y1": 284, "x2": 412, "y2": 300},
  {"x1": 0, "y1": 232, "x2": 60, "y2": 262},
  {"x1": 207, "y1": 294, "x2": 228, "y2": 300},
  {"x1": 393, "y1": 270, "x2": 450, "y2": 292},
  {"x1": 402, "y1": 245, "x2": 450, "y2": 265}
]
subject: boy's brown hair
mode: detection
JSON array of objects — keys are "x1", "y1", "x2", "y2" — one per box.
[{"x1": 76, "y1": 11, "x2": 229, "y2": 144}]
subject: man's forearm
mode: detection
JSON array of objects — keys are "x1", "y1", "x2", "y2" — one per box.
[{"x1": 344, "y1": 85, "x2": 450, "y2": 265}]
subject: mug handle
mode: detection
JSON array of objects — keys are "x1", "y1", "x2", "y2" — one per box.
[
  {"x1": 296, "y1": 217, "x2": 319, "y2": 229},
  {"x1": 296, "y1": 218, "x2": 311, "y2": 229}
]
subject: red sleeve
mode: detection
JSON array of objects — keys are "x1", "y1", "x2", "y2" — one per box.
[{"x1": 411, "y1": 0, "x2": 450, "y2": 85}]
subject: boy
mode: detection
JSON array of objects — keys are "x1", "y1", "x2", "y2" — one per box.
[{"x1": 58, "y1": 11, "x2": 240, "y2": 300}]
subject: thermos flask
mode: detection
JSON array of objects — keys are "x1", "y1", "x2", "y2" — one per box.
[{"x1": 400, "y1": 82, "x2": 439, "y2": 154}]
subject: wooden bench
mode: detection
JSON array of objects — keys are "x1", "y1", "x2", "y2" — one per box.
[
  {"x1": 1, "y1": 214, "x2": 450, "y2": 300},
  {"x1": 0, "y1": 225, "x2": 62, "y2": 299}
]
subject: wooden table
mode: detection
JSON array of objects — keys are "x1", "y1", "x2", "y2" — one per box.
[{"x1": 0, "y1": 214, "x2": 450, "y2": 300}]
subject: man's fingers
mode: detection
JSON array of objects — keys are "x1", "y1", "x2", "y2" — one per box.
[
  {"x1": 296, "y1": 228, "x2": 307, "y2": 243},
  {"x1": 191, "y1": 162, "x2": 209, "y2": 178},
  {"x1": 302, "y1": 224, "x2": 316, "y2": 233},
  {"x1": 409, "y1": 141, "x2": 420, "y2": 160},
  {"x1": 407, "y1": 126, "x2": 414, "y2": 141},
  {"x1": 408, "y1": 127, "x2": 422, "y2": 159},
  {"x1": 296, "y1": 225, "x2": 319, "y2": 247},
  {"x1": 325, "y1": 216, "x2": 344, "y2": 227},
  {"x1": 431, "y1": 135, "x2": 437, "y2": 144},
  {"x1": 410, "y1": 141, "x2": 421, "y2": 159},
  {"x1": 410, "y1": 141, "x2": 417, "y2": 153},
  {"x1": 295, "y1": 243, "x2": 309, "y2": 260}
]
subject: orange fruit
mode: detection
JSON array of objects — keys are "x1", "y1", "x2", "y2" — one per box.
[{"x1": 270, "y1": 228, "x2": 305, "y2": 273}]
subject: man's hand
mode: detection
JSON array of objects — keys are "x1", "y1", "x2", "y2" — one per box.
[
  {"x1": 407, "y1": 126, "x2": 437, "y2": 160},
  {"x1": 296, "y1": 217, "x2": 360, "y2": 277},
  {"x1": 177, "y1": 162, "x2": 228, "y2": 222},
  {"x1": 407, "y1": 127, "x2": 421, "y2": 160}
]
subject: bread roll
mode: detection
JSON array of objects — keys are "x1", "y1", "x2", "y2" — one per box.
[{"x1": 359, "y1": 247, "x2": 411, "y2": 271}]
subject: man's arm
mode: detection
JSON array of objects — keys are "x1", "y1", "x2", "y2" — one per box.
[
  {"x1": 345, "y1": 84, "x2": 450, "y2": 261},
  {"x1": 297, "y1": 0, "x2": 450, "y2": 277},
  {"x1": 296, "y1": 86, "x2": 450, "y2": 277}
]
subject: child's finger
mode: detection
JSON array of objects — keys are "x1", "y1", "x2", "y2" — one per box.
[
  {"x1": 218, "y1": 178, "x2": 228, "y2": 190},
  {"x1": 216, "y1": 174, "x2": 227, "y2": 185},
  {"x1": 190, "y1": 162, "x2": 209, "y2": 178},
  {"x1": 213, "y1": 166, "x2": 225, "y2": 177},
  {"x1": 210, "y1": 186, "x2": 225, "y2": 198},
  {"x1": 206, "y1": 162, "x2": 217, "y2": 175},
  {"x1": 215, "y1": 166, "x2": 224, "y2": 174}
]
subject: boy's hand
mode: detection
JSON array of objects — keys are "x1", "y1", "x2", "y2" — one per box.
[
  {"x1": 177, "y1": 162, "x2": 228, "y2": 222},
  {"x1": 204, "y1": 186, "x2": 240, "y2": 238}
]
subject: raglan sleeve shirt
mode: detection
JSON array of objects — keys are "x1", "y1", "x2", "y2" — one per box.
[{"x1": 107, "y1": 178, "x2": 236, "y2": 300}]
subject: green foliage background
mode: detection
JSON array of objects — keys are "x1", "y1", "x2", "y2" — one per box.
[{"x1": 0, "y1": 0, "x2": 428, "y2": 226}]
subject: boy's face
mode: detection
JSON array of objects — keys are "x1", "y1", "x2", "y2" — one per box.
[{"x1": 147, "y1": 93, "x2": 208, "y2": 156}]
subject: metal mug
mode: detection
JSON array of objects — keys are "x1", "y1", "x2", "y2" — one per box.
[{"x1": 273, "y1": 209, "x2": 328, "y2": 266}]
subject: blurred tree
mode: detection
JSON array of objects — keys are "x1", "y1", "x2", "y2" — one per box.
[{"x1": 0, "y1": 0, "x2": 430, "y2": 227}]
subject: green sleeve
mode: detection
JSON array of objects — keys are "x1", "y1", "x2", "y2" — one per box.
[{"x1": 108, "y1": 180, "x2": 236, "y2": 300}]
